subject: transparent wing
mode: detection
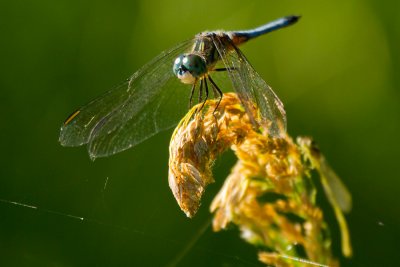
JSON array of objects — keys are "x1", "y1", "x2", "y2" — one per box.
[
  {"x1": 316, "y1": 150, "x2": 352, "y2": 257},
  {"x1": 318, "y1": 157, "x2": 352, "y2": 213},
  {"x1": 59, "y1": 39, "x2": 195, "y2": 159},
  {"x1": 297, "y1": 137, "x2": 352, "y2": 213},
  {"x1": 297, "y1": 136, "x2": 352, "y2": 256},
  {"x1": 211, "y1": 35, "x2": 286, "y2": 137}
]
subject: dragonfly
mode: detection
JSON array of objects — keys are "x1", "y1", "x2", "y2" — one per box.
[{"x1": 60, "y1": 15, "x2": 300, "y2": 159}]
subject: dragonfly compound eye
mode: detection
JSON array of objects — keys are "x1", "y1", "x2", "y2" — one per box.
[{"x1": 173, "y1": 54, "x2": 206, "y2": 84}]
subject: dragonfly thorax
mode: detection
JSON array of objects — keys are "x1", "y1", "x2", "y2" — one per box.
[{"x1": 173, "y1": 53, "x2": 207, "y2": 84}]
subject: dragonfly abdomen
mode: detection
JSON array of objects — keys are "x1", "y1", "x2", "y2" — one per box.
[{"x1": 228, "y1": 15, "x2": 300, "y2": 45}]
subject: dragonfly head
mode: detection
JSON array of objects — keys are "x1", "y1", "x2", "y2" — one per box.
[{"x1": 173, "y1": 54, "x2": 207, "y2": 84}]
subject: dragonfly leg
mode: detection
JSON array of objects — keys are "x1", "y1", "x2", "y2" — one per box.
[
  {"x1": 199, "y1": 78, "x2": 209, "y2": 111},
  {"x1": 208, "y1": 76, "x2": 223, "y2": 111},
  {"x1": 208, "y1": 76, "x2": 218, "y2": 99},
  {"x1": 198, "y1": 79, "x2": 204, "y2": 103},
  {"x1": 189, "y1": 82, "x2": 196, "y2": 109}
]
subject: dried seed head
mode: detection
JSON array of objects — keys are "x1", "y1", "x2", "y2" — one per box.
[
  {"x1": 168, "y1": 93, "x2": 254, "y2": 217},
  {"x1": 168, "y1": 93, "x2": 351, "y2": 266}
]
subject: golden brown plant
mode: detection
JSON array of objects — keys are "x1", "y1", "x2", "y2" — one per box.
[{"x1": 168, "y1": 93, "x2": 351, "y2": 266}]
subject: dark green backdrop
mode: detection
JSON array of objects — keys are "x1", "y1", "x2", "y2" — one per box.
[{"x1": 1, "y1": 0, "x2": 399, "y2": 266}]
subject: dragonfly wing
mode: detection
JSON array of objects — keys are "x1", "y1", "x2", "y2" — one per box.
[
  {"x1": 60, "y1": 39, "x2": 195, "y2": 159},
  {"x1": 211, "y1": 36, "x2": 286, "y2": 137}
]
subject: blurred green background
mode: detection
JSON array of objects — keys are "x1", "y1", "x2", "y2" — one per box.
[{"x1": 1, "y1": 0, "x2": 399, "y2": 266}]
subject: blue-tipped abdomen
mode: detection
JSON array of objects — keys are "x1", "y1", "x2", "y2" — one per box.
[{"x1": 229, "y1": 15, "x2": 300, "y2": 44}]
